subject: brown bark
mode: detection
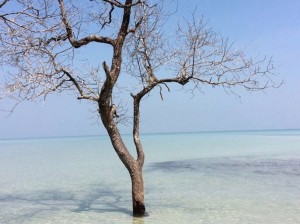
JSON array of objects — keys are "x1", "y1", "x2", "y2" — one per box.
[
  {"x1": 95, "y1": 2, "x2": 145, "y2": 216},
  {"x1": 98, "y1": 97, "x2": 146, "y2": 216},
  {"x1": 131, "y1": 165, "x2": 145, "y2": 216},
  {"x1": 97, "y1": 99, "x2": 145, "y2": 215},
  {"x1": 99, "y1": 111, "x2": 146, "y2": 215}
]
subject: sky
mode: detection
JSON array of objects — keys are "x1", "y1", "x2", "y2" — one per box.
[{"x1": 0, "y1": 0, "x2": 300, "y2": 139}]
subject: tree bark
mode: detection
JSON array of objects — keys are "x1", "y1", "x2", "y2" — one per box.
[
  {"x1": 131, "y1": 164, "x2": 145, "y2": 216},
  {"x1": 96, "y1": 0, "x2": 146, "y2": 216},
  {"x1": 105, "y1": 128, "x2": 145, "y2": 216},
  {"x1": 98, "y1": 99, "x2": 146, "y2": 216}
]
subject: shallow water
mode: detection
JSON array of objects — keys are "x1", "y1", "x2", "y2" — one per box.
[{"x1": 0, "y1": 130, "x2": 300, "y2": 223}]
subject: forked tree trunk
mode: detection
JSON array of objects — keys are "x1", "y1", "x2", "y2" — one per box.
[
  {"x1": 98, "y1": 101, "x2": 146, "y2": 216},
  {"x1": 101, "y1": 123, "x2": 146, "y2": 216},
  {"x1": 95, "y1": 0, "x2": 147, "y2": 216}
]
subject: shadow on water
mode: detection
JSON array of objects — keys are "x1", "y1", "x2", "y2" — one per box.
[
  {"x1": 0, "y1": 183, "x2": 133, "y2": 224},
  {"x1": 2, "y1": 157, "x2": 300, "y2": 223},
  {"x1": 146, "y1": 157, "x2": 300, "y2": 176},
  {"x1": 71, "y1": 184, "x2": 132, "y2": 215}
]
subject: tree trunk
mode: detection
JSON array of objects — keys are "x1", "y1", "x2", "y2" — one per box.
[
  {"x1": 131, "y1": 166, "x2": 145, "y2": 216},
  {"x1": 98, "y1": 103, "x2": 146, "y2": 216}
]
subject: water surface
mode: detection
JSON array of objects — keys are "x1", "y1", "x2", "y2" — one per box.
[{"x1": 0, "y1": 130, "x2": 300, "y2": 223}]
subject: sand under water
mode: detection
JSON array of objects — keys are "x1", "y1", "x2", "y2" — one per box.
[{"x1": 0, "y1": 130, "x2": 300, "y2": 223}]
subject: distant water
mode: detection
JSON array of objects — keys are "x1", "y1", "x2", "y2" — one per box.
[{"x1": 0, "y1": 130, "x2": 300, "y2": 224}]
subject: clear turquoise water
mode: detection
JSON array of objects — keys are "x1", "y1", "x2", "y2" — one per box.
[{"x1": 0, "y1": 130, "x2": 300, "y2": 223}]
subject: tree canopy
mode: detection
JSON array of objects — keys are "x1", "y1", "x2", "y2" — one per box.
[{"x1": 0, "y1": 0, "x2": 277, "y2": 111}]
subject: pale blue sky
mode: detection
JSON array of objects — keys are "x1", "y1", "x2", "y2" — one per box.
[{"x1": 0, "y1": 0, "x2": 300, "y2": 139}]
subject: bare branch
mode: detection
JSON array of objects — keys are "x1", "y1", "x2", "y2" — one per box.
[
  {"x1": 0, "y1": 0, "x2": 9, "y2": 8},
  {"x1": 102, "y1": 0, "x2": 143, "y2": 8},
  {"x1": 127, "y1": 16, "x2": 143, "y2": 33},
  {"x1": 102, "y1": 61, "x2": 111, "y2": 78},
  {"x1": 45, "y1": 34, "x2": 68, "y2": 45},
  {"x1": 58, "y1": 0, "x2": 115, "y2": 48},
  {"x1": 60, "y1": 68, "x2": 98, "y2": 101},
  {"x1": 101, "y1": 2, "x2": 114, "y2": 30}
]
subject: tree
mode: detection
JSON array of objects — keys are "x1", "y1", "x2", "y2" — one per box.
[{"x1": 0, "y1": 0, "x2": 278, "y2": 216}]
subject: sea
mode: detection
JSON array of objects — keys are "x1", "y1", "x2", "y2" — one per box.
[{"x1": 0, "y1": 130, "x2": 299, "y2": 224}]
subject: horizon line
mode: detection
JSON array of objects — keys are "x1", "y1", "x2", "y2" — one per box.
[{"x1": 1, "y1": 128, "x2": 300, "y2": 142}]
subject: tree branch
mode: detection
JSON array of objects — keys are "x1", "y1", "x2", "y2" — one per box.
[
  {"x1": 101, "y1": 2, "x2": 114, "y2": 29},
  {"x1": 0, "y1": 0, "x2": 9, "y2": 8},
  {"x1": 127, "y1": 17, "x2": 143, "y2": 33},
  {"x1": 60, "y1": 68, "x2": 98, "y2": 101},
  {"x1": 102, "y1": 0, "x2": 143, "y2": 8},
  {"x1": 45, "y1": 34, "x2": 68, "y2": 45},
  {"x1": 58, "y1": 0, "x2": 115, "y2": 48},
  {"x1": 132, "y1": 93, "x2": 146, "y2": 166}
]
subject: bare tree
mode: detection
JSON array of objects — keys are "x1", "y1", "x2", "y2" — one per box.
[{"x1": 0, "y1": 0, "x2": 279, "y2": 216}]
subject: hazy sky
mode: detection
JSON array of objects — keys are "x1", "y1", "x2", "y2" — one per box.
[{"x1": 0, "y1": 0, "x2": 300, "y2": 139}]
